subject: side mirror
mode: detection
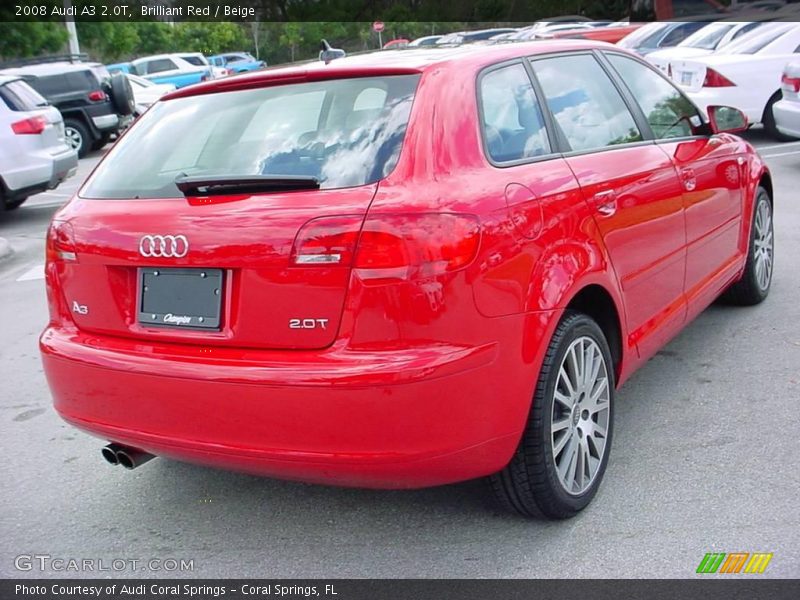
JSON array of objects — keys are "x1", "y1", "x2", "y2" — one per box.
[{"x1": 708, "y1": 105, "x2": 748, "y2": 134}]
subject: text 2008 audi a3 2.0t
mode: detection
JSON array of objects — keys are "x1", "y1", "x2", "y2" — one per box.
[{"x1": 40, "y1": 41, "x2": 773, "y2": 519}]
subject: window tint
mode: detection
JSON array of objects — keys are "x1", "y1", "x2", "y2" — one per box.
[
  {"x1": 181, "y1": 56, "x2": 205, "y2": 66},
  {"x1": 29, "y1": 74, "x2": 66, "y2": 96},
  {"x1": 0, "y1": 79, "x2": 48, "y2": 111},
  {"x1": 607, "y1": 54, "x2": 700, "y2": 139},
  {"x1": 82, "y1": 75, "x2": 421, "y2": 199},
  {"x1": 65, "y1": 70, "x2": 97, "y2": 91},
  {"x1": 661, "y1": 22, "x2": 708, "y2": 47},
  {"x1": 479, "y1": 63, "x2": 550, "y2": 163},
  {"x1": 532, "y1": 54, "x2": 642, "y2": 152},
  {"x1": 719, "y1": 24, "x2": 793, "y2": 55},
  {"x1": 618, "y1": 22, "x2": 669, "y2": 49},
  {"x1": 143, "y1": 59, "x2": 176, "y2": 74},
  {"x1": 732, "y1": 22, "x2": 760, "y2": 41}
]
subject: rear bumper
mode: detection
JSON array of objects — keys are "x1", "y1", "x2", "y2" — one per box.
[
  {"x1": 2, "y1": 145, "x2": 77, "y2": 199},
  {"x1": 773, "y1": 99, "x2": 800, "y2": 139},
  {"x1": 40, "y1": 325, "x2": 528, "y2": 488}
]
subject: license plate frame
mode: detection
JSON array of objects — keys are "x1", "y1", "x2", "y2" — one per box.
[
  {"x1": 680, "y1": 71, "x2": 692, "y2": 86},
  {"x1": 137, "y1": 267, "x2": 223, "y2": 330}
]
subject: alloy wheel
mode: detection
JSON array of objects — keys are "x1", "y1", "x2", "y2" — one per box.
[
  {"x1": 64, "y1": 126, "x2": 82, "y2": 152},
  {"x1": 753, "y1": 198, "x2": 773, "y2": 292},
  {"x1": 551, "y1": 336, "x2": 611, "y2": 496}
]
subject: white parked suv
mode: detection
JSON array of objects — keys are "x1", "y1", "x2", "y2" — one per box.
[
  {"x1": 0, "y1": 75, "x2": 77, "y2": 210},
  {"x1": 773, "y1": 60, "x2": 800, "y2": 139}
]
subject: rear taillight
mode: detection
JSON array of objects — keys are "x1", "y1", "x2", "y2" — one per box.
[
  {"x1": 291, "y1": 215, "x2": 363, "y2": 266},
  {"x1": 88, "y1": 90, "x2": 106, "y2": 102},
  {"x1": 703, "y1": 68, "x2": 735, "y2": 88},
  {"x1": 291, "y1": 213, "x2": 480, "y2": 283},
  {"x1": 46, "y1": 220, "x2": 77, "y2": 262},
  {"x1": 225, "y1": 68, "x2": 234, "y2": 76},
  {"x1": 354, "y1": 214, "x2": 480, "y2": 282},
  {"x1": 782, "y1": 73, "x2": 800, "y2": 93},
  {"x1": 11, "y1": 115, "x2": 47, "y2": 135}
]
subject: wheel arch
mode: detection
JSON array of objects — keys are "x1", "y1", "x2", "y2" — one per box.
[
  {"x1": 759, "y1": 169, "x2": 773, "y2": 206},
  {"x1": 562, "y1": 284, "x2": 624, "y2": 384}
]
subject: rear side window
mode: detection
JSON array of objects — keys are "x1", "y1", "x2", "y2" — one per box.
[
  {"x1": 531, "y1": 54, "x2": 642, "y2": 152},
  {"x1": 0, "y1": 79, "x2": 48, "y2": 111},
  {"x1": 29, "y1": 74, "x2": 66, "y2": 96},
  {"x1": 181, "y1": 56, "x2": 205, "y2": 66},
  {"x1": 607, "y1": 54, "x2": 701, "y2": 139},
  {"x1": 479, "y1": 63, "x2": 550, "y2": 163},
  {"x1": 65, "y1": 70, "x2": 98, "y2": 91},
  {"x1": 142, "y1": 59, "x2": 176, "y2": 74},
  {"x1": 82, "y1": 75, "x2": 421, "y2": 199}
]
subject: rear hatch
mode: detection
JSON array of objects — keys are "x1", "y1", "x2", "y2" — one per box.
[
  {"x1": 0, "y1": 79, "x2": 65, "y2": 150},
  {"x1": 50, "y1": 72, "x2": 420, "y2": 350}
]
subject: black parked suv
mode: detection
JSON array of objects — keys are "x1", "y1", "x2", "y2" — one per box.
[{"x1": 0, "y1": 57, "x2": 134, "y2": 157}]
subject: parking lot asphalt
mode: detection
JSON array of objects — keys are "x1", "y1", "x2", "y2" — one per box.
[{"x1": 1, "y1": 132, "x2": 798, "y2": 579}]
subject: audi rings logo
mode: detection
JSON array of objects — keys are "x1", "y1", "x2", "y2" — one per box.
[{"x1": 139, "y1": 235, "x2": 189, "y2": 258}]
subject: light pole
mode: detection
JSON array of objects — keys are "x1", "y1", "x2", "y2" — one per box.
[{"x1": 63, "y1": 0, "x2": 80, "y2": 57}]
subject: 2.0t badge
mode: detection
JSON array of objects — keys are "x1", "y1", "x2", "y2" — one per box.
[{"x1": 139, "y1": 235, "x2": 189, "y2": 258}]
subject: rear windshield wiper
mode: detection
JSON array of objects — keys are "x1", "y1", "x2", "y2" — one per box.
[{"x1": 175, "y1": 174, "x2": 320, "y2": 196}]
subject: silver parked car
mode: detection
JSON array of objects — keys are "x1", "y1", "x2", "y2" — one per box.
[
  {"x1": 773, "y1": 60, "x2": 800, "y2": 140},
  {"x1": 0, "y1": 75, "x2": 77, "y2": 210}
]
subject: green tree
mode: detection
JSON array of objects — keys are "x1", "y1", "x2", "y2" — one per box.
[
  {"x1": 173, "y1": 22, "x2": 248, "y2": 56},
  {"x1": 76, "y1": 22, "x2": 140, "y2": 62},
  {"x1": 0, "y1": 21, "x2": 68, "y2": 60},
  {"x1": 134, "y1": 22, "x2": 175, "y2": 56}
]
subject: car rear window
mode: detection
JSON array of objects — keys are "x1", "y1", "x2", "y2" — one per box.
[
  {"x1": 82, "y1": 74, "x2": 421, "y2": 199},
  {"x1": 30, "y1": 70, "x2": 98, "y2": 96},
  {"x1": 0, "y1": 79, "x2": 48, "y2": 111},
  {"x1": 718, "y1": 23, "x2": 795, "y2": 55}
]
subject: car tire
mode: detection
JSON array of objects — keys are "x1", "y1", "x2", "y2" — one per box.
[
  {"x1": 721, "y1": 186, "x2": 773, "y2": 306},
  {"x1": 91, "y1": 133, "x2": 112, "y2": 152},
  {"x1": 4, "y1": 197, "x2": 27, "y2": 210},
  {"x1": 763, "y1": 92, "x2": 797, "y2": 142},
  {"x1": 489, "y1": 311, "x2": 615, "y2": 519},
  {"x1": 108, "y1": 73, "x2": 135, "y2": 117},
  {"x1": 64, "y1": 119, "x2": 91, "y2": 158}
]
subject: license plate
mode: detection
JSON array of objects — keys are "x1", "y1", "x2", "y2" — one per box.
[
  {"x1": 138, "y1": 267, "x2": 223, "y2": 330},
  {"x1": 680, "y1": 72, "x2": 692, "y2": 86}
]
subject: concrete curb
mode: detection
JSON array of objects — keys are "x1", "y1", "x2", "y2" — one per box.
[{"x1": 0, "y1": 237, "x2": 12, "y2": 262}]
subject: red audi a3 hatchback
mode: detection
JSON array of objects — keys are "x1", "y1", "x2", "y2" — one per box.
[{"x1": 41, "y1": 41, "x2": 773, "y2": 519}]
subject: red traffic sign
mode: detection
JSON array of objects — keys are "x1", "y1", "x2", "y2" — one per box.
[{"x1": 373, "y1": 21, "x2": 385, "y2": 33}]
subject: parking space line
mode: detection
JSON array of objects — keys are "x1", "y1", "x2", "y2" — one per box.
[
  {"x1": 16, "y1": 264, "x2": 44, "y2": 282},
  {"x1": 760, "y1": 150, "x2": 800, "y2": 159},
  {"x1": 756, "y1": 141, "x2": 800, "y2": 151}
]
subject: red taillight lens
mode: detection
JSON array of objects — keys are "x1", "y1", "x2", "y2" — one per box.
[
  {"x1": 703, "y1": 68, "x2": 735, "y2": 88},
  {"x1": 88, "y1": 90, "x2": 106, "y2": 102},
  {"x1": 46, "y1": 220, "x2": 77, "y2": 262},
  {"x1": 291, "y1": 215, "x2": 363, "y2": 266},
  {"x1": 782, "y1": 73, "x2": 800, "y2": 93},
  {"x1": 291, "y1": 213, "x2": 481, "y2": 283},
  {"x1": 355, "y1": 214, "x2": 480, "y2": 283},
  {"x1": 11, "y1": 115, "x2": 47, "y2": 135}
]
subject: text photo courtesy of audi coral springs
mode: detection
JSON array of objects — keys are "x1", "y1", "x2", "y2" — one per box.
[{"x1": 37, "y1": 32, "x2": 776, "y2": 522}]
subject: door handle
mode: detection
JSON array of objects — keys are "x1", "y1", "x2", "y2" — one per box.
[
  {"x1": 593, "y1": 190, "x2": 617, "y2": 216},
  {"x1": 680, "y1": 167, "x2": 697, "y2": 191}
]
